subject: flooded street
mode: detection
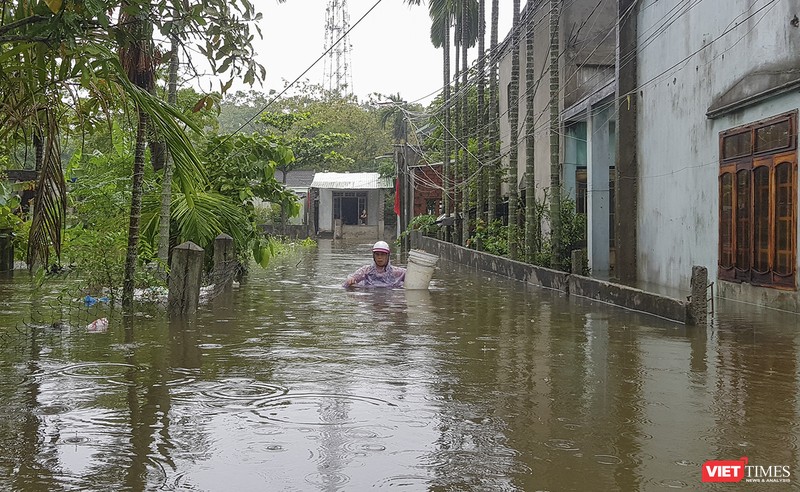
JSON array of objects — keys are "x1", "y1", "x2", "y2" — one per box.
[{"x1": 1, "y1": 240, "x2": 799, "y2": 491}]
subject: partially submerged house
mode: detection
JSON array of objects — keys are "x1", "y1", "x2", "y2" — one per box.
[
  {"x1": 275, "y1": 170, "x2": 316, "y2": 227},
  {"x1": 499, "y1": 0, "x2": 800, "y2": 312},
  {"x1": 630, "y1": 0, "x2": 800, "y2": 311},
  {"x1": 410, "y1": 162, "x2": 443, "y2": 216},
  {"x1": 310, "y1": 172, "x2": 393, "y2": 240}
]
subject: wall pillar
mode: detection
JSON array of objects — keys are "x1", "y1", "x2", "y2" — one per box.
[
  {"x1": 588, "y1": 105, "x2": 613, "y2": 276},
  {"x1": 688, "y1": 265, "x2": 708, "y2": 326},
  {"x1": 615, "y1": 0, "x2": 639, "y2": 282}
]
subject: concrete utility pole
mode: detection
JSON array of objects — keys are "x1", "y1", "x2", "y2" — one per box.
[{"x1": 615, "y1": 0, "x2": 639, "y2": 282}]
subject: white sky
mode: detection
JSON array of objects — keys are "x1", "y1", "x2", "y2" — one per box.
[{"x1": 247, "y1": 0, "x2": 512, "y2": 106}]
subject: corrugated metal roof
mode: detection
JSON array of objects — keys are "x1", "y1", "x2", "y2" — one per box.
[
  {"x1": 275, "y1": 170, "x2": 316, "y2": 188},
  {"x1": 310, "y1": 172, "x2": 393, "y2": 190}
]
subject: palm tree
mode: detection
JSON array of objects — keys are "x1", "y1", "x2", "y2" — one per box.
[
  {"x1": 118, "y1": 1, "x2": 157, "y2": 310},
  {"x1": 524, "y1": 3, "x2": 537, "y2": 259},
  {"x1": 156, "y1": 35, "x2": 180, "y2": 271},
  {"x1": 430, "y1": 0, "x2": 457, "y2": 240},
  {"x1": 460, "y1": 3, "x2": 470, "y2": 247},
  {"x1": 549, "y1": 0, "x2": 562, "y2": 269},
  {"x1": 487, "y1": 0, "x2": 499, "y2": 228},
  {"x1": 475, "y1": 0, "x2": 486, "y2": 250},
  {"x1": 507, "y1": 0, "x2": 521, "y2": 260},
  {"x1": 429, "y1": 0, "x2": 478, "y2": 245}
]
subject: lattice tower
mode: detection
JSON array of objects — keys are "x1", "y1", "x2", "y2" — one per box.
[{"x1": 323, "y1": 0, "x2": 354, "y2": 95}]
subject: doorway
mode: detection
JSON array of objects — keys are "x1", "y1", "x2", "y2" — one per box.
[{"x1": 333, "y1": 192, "x2": 367, "y2": 225}]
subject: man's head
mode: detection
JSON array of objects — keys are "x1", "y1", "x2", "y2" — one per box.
[{"x1": 372, "y1": 241, "x2": 391, "y2": 267}]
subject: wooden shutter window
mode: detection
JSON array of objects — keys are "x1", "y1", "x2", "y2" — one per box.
[
  {"x1": 735, "y1": 170, "x2": 751, "y2": 271},
  {"x1": 774, "y1": 161, "x2": 794, "y2": 276},
  {"x1": 752, "y1": 165, "x2": 771, "y2": 273},
  {"x1": 719, "y1": 172, "x2": 734, "y2": 270}
]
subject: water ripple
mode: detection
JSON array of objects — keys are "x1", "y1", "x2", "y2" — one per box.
[{"x1": 250, "y1": 393, "x2": 394, "y2": 425}]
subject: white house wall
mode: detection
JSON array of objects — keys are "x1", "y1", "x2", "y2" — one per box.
[
  {"x1": 319, "y1": 189, "x2": 333, "y2": 232},
  {"x1": 636, "y1": 0, "x2": 800, "y2": 305},
  {"x1": 317, "y1": 189, "x2": 385, "y2": 233}
]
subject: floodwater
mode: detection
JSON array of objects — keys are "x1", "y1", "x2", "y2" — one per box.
[{"x1": 0, "y1": 240, "x2": 799, "y2": 491}]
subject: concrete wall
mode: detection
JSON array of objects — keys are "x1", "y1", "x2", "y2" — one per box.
[
  {"x1": 636, "y1": 0, "x2": 800, "y2": 309},
  {"x1": 412, "y1": 232, "x2": 690, "y2": 324}
]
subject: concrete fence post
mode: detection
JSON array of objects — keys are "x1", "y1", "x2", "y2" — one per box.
[
  {"x1": 168, "y1": 241, "x2": 204, "y2": 315},
  {"x1": 571, "y1": 249, "x2": 585, "y2": 275},
  {"x1": 688, "y1": 265, "x2": 708, "y2": 325},
  {"x1": 213, "y1": 233, "x2": 235, "y2": 293}
]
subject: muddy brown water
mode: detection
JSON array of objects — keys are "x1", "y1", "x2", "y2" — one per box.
[{"x1": 0, "y1": 240, "x2": 798, "y2": 491}]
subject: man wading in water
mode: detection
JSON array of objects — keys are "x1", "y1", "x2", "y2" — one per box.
[{"x1": 343, "y1": 241, "x2": 406, "y2": 288}]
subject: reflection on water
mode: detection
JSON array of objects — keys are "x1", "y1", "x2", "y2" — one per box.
[{"x1": 1, "y1": 240, "x2": 799, "y2": 491}]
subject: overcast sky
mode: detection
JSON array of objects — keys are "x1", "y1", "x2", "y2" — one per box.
[{"x1": 245, "y1": 0, "x2": 512, "y2": 106}]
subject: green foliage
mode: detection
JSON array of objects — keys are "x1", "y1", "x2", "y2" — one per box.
[
  {"x1": 0, "y1": 179, "x2": 23, "y2": 230},
  {"x1": 252, "y1": 235, "x2": 316, "y2": 268},
  {"x1": 257, "y1": 110, "x2": 353, "y2": 173},
  {"x1": 472, "y1": 219, "x2": 509, "y2": 256},
  {"x1": 218, "y1": 86, "x2": 394, "y2": 172},
  {"x1": 297, "y1": 237, "x2": 317, "y2": 248},
  {"x1": 553, "y1": 197, "x2": 587, "y2": 273},
  {"x1": 62, "y1": 225, "x2": 127, "y2": 298},
  {"x1": 398, "y1": 214, "x2": 438, "y2": 244}
]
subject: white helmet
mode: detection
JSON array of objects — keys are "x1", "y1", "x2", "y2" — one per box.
[{"x1": 372, "y1": 241, "x2": 391, "y2": 254}]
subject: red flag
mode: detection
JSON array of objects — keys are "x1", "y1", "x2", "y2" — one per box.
[{"x1": 394, "y1": 178, "x2": 400, "y2": 216}]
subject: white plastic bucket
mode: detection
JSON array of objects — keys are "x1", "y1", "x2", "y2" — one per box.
[{"x1": 404, "y1": 249, "x2": 439, "y2": 289}]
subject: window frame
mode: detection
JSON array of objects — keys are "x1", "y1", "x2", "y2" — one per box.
[{"x1": 718, "y1": 111, "x2": 798, "y2": 290}]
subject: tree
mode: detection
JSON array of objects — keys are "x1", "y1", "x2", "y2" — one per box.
[
  {"x1": 118, "y1": 0, "x2": 157, "y2": 310},
  {"x1": 524, "y1": 1, "x2": 537, "y2": 259},
  {"x1": 475, "y1": 0, "x2": 486, "y2": 250},
  {"x1": 428, "y1": 0, "x2": 478, "y2": 245},
  {"x1": 549, "y1": 0, "x2": 562, "y2": 269},
  {"x1": 487, "y1": 0, "x2": 500, "y2": 226},
  {"x1": 507, "y1": 0, "x2": 521, "y2": 260}
]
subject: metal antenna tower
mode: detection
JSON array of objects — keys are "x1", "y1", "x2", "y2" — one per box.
[{"x1": 323, "y1": 0, "x2": 354, "y2": 95}]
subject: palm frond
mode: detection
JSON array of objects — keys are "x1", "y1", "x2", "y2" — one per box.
[{"x1": 27, "y1": 111, "x2": 66, "y2": 269}]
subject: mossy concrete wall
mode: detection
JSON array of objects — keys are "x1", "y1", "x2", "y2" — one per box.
[{"x1": 412, "y1": 232, "x2": 689, "y2": 324}]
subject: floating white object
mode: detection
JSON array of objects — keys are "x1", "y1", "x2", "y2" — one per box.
[
  {"x1": 404, "y1": 250, "x2": 439, "y2": 290},
  {"x1": 86, "y1": 318, "x2": 109, "y2": 333}
]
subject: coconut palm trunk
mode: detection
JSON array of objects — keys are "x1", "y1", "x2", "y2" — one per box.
[
  {"x1": 460, "y1": 2, "x2": 470, "y2": 247},
  {"x1": 475, "y1": 0, "x2": 485, "y2": 250},
  {"x1": 443, "y1": 20, "x2": 451, "y2": 228},
  {"x1": 487, "y1": 0, "x2": 499, "y2": 224},
  {"x1": 524, "y1": 3, "x2": 536, "y2": 260},
  {"x1": 157, "y1": 36, "x2": 180, "y2": 269},
  {"x1": 119, "y1": 3, "x2": 156, "y2": 310},
  {"x1": 123, "y1": 108, "x2": 149, "y2": 309},
  {"x1": 549, "y1": 0, "x2": 562, "y2": 269},
  {"x1": 452, "y1": 20, "x2": 461, "y2": 246},
  {"x1": 507, "y1": 0, "x2": 521, "y2": 260}
]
